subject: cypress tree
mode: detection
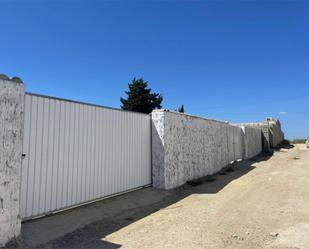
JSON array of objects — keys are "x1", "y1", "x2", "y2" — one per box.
[
  {"x1": 178, "y1": 104, "x2": 185, "y2": 113},
  {"x1": 120, "y1": 78, "x2": 163, "y2": 114}
]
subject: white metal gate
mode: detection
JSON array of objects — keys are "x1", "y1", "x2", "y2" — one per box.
[{"x1": 20, "y1": 93, "x2": 152, "y2": 220}]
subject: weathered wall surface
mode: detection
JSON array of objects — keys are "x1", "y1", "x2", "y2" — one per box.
[
  {"x1": 238, "y1": 118, "x2": 284, "y2": 151},
  {"x1": 151, "y1": 111, "x2": 166, "y2": 189},
  {"x1": 0, "y1": 78, "x2": 24, "y2": 246},
  {"x1": 260, "y1": 124, "x2": 271, "y2": 151},
  {"x1": 240, "y1": 126, "x2": 262, "y2": 159},
  {"x1": 268, "y1": 119, "x2": 284, "y2": 147},
  {"x1": 237, "y1": 122, "x2": 270, "y2": 152},
  {"x1": 229, "y1": 125, "x2": 244, "y2": 161},
  {"x1": 152, "y1": 110, "x2": 244, "y2": 189}
]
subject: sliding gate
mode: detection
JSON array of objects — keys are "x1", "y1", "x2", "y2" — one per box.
[{"x1": 20, "y1": 93, "x2": 151, "y2": 220}]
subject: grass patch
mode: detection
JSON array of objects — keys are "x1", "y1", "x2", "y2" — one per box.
[
  {"x1": 225, "y1": 167, "x2": 235, "y2": 172},
  {"x1": 187, "y1": 175, "x2": 216, "y2": 186},
  {"x1": 124, "y1": 217, "x2": 134, "y2": 221},
  {"x1": 281, "y1": 139, "x2": 291, "y2": 146},
  {"x1": 205, "y1": 177, "x2": 216, "y2": 182},
  {"x1": 187, "y1": 178, "x2": 204, "y2": 186},
  {"x1": 290, "y1": 139, "x2": 306, "y2": 144}
]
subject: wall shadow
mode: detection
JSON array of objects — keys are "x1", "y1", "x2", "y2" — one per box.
[
  {"x1": 186, "y1": 161, "x2": 255, "y2": 194},
  {"x1": 23, "y1": 155, "x2": 268, "y2": 249},
  {"x1": 247, "y1": 151, "x2": 274, "y2": 162}
]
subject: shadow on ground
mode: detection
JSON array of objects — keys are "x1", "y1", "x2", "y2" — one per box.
[
  {"x1": 20, "y1": 152, "x2": 281, "y2": 249},
  {"x1": 248, "y1": 151, "x2": 274, "y2": 162}
]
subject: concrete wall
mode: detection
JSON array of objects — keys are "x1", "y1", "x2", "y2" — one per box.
[
  {"x1": 238, "y1": 118, "x2": 284, "y2": 151},
  {"x1": 0, "y1": 77, "x2": 24, "y2": 246},
  {"x1": 267, "y1": 119, "x2": 284, "y2": 147},
  {"x1": 237, "y1": 122, "x2": 270, "y2": 152},
  {"x1": 229, "y1": 125, "x2": 244, "y2": 161},
  {"x1": 240, "y1": 126, "x2": 262, "y2": 159},
  {"x1": 151, "y1": 111, "x2": 166, "y2": 189},
  {"x1": 152, "y1": 110, "x2": 244, "y2": 189}
]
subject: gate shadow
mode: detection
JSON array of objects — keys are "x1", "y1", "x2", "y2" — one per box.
[{"x1": 22, "y1": 154, "x2": 269, "y2": 249}]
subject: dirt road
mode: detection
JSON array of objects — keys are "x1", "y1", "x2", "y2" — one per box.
[{"x1": 37, "y1": 144, "x2": 309, "y2": 249}]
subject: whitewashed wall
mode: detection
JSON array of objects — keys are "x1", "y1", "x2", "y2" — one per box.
[
  {"x1": 0, "y1": 78, "x2": 24, "y2": 246},
  {"x1": 268, "y1": 119, "x2": 284, "y2": 147},
  {"x1": 240, "y1": 126, "x2": 262, "y2": 159},
  {"x1": 20, "y1": 93, "x2": 151, "y2": 219},
  {"x1": 237, "y1": 120, "x2": 285, "y2": 152},
  {"x1": 228, "y1": 125, "x2": 244, "y2": 162},
  {"x1": 152, "y1": 110, "x2": 244, "y2": 189}
]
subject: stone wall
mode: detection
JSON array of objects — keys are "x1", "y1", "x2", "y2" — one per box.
[
  {"x1": 240, "y1": 126, "x2": 262, "y2": 159},
  {"x1": 0, "y1": 77, "x2": 24, "y2": 247},
  {"x1": 238, "y1": 118, "x2": 284, "y2": 151},
  {"x1": 229, "y1": 125, "x2": 244, "y2": 161},
  {"x1": 151, "y1": 111, "x2": 166, "y2": 189},
  {"x1": 152, "y1": 110, "x2": 244, "y2": 190},
  {"x1": 237, "y1": 122, "x2": 270, "y2": 152},
  {"x1": 267, "y1": 119, "x2": 284, "y2": 147}
]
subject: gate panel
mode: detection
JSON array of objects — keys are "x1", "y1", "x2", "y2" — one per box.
[{"x1": 20, "y1": 93, "x2": 151, "y2": 219}]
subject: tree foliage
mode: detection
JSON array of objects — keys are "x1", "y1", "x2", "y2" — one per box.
[
  {"x1": 178, "y1": 104, "x2": 185, "y2": 113},
  {"x1": 120, "y1": 78, "x2": 163, "y2": 114}
]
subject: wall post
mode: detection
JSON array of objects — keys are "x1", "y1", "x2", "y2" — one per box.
[{"x1": 0, "y1": 75, "x2": 25, "y2": 247}]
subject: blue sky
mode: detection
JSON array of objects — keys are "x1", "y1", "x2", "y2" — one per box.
[{"x1": 1, "y1": 1, "x2": 308, "y2": 139}]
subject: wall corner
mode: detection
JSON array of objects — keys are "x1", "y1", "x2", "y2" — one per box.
[
  {"x1": 151, "y1": 110, "x2": 166, "y2": 189},
  {"x1": 0, "y1": 77, "x2": 25, "y2": 246}
]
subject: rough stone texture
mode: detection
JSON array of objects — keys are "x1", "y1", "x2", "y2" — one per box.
[
  {"x1": 0, "y1": 78, "x2": 24, "y2": 247},
  {"x1": 267, "y1": 118, "x2": 284, "y2": 147},
  {"x1": 151, "y1": 110, "x2": 244, "y2": 189},
  {"x1": 240, "y1": 126, "x2": 262, "y2": 159},
  {"x1": 238, "y1": 118, "x2": 284, "y2": 151},
  {"x1": 229, "y1": 125, "x2": 244, "y2": 161},
  {"x1": 237, "y1": 122, "x2": 271, "y2": 152},
  {"x1": 260, "y1": 124, "x2": 271, "y2": 151},
  {"x1": 151, "y1": 111, "x2": 166, "y2": 190}
]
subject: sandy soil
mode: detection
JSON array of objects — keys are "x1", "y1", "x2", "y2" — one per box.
[{"x1": 37, "y1": 144, "x2": 309, "y2": 249}]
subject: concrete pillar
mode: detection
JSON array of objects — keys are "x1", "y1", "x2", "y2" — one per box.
[
  {"x1": 151, "y1": 110, "x2": 166, "y2": 189},
  {"x1": 0, "y1": 75, "x2": 25, "y2": 247}
]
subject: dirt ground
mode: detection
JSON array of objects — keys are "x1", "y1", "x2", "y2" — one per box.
[{"x1": 32, "y1": 144, "x2": 309, "y2": 249}]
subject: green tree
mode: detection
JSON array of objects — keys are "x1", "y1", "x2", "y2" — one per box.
[
  {"x1": 178, "y1": 104, "x2": 185, "y2": 113},
  {"x1": 120, "y1": 78, "x2": 163, "y2": 114}
]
